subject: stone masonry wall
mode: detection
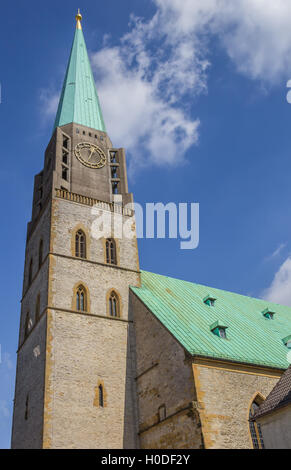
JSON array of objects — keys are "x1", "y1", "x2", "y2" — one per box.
[
  {"x1": 11, "y1": 315, "x2": 47, "y2": 449},
  {"x1": 193, "y1": 361, "x2": 283, "y2": 449},
  {"x1": 42, "y1": 197, "x2": 140, "y2": 448},
  {"x1": 131, "y1": 292, "x2": 203, "y2": 449},
  {"x1": 11, "y1": 202, "x2": 51, "y2": 449}
]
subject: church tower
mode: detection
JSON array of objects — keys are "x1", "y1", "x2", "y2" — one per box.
[{"x1": 11, "y1": 11, "x2": 140, "y2": 449}]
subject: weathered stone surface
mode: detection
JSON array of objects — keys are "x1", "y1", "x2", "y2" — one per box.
[
  {"x1": 131, "y1": 292, "x2": 203, "y2": 449},
  {"x1": 192, "y1": 361, "x2": 282, "y2": 449}
]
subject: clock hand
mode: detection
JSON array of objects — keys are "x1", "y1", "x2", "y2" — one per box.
[{"x1": 87, "y1": 147, "x2": 94, "y2": 161}]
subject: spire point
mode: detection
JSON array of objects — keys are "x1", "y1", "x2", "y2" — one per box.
[{"x1": 76, "y1": 9, "x2": 82, "y2": 30}]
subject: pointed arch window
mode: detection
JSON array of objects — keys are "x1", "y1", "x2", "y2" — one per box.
[
  {"x1": 28, "y1": 259, "x2": 33, "y2": 286},
  {"x1": 249, "y1": 395, "x2": 265, "y2": 449},
  {"x1": 106, "y1": 238, "x2": 117, "y2": 265},
  {"x1": 99, "y1": 384, "x2": 104, "y2": 408},
  {"x1": 76, "y1": 285, "x2": 87, "y2": 312},
  {"x1": 109, "y1": 291, "x2": 120, "y2": 318},
  {"x1": 38, "y1": 240, "x2": 43, "y2": 270},
  {"x1": 35, "y1": 294, "x2": 40, "y2": 323},
  {"x1": 75, "y1": 230, "x2": 86, "y2": 259}
]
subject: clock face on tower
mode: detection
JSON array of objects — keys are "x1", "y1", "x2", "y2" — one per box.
[{"x1": 74, "y1": 142, "x2": 107, "y2": 169}]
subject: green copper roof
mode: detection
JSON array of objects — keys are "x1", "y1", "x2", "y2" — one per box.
[
  {"x1": 53, "y1": 26, "x2": 106, "y2": 132},
  {"x1": 131, "y1": 271, "x2": 291, "y2": 370}
]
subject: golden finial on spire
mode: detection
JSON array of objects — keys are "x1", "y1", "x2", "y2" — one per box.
[{"x1": 76, "y1": 9, "x2": 82, "y2": 30}]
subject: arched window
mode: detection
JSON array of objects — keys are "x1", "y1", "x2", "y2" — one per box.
[
  {"x1": 75, "y1": 230, "x2": 86, "y2": 259},
  {"x1": 35, "y1": 294, "x2": 40, "y2": 322},
  {"x1": 76, "y1": 285, "x2": 87, "y2": 312},
  {"x1": 38, "y1": 240, "x2": 43, "y2": 270},
  {"x1": 109, "y1": 291, "x2": 120, "y2": 317},
  {"x1": 249, "y1": 395, "x2": 265, "y2": 449},
  {"x1": 28, "y1": 259, "x2": 33, "y2": 285},
  {"x1": 106, "y1": 238, "x2": 117, "y2": 265},
  {"x1": 99, "y1": 384, "x2": 104, "y2": 408}
]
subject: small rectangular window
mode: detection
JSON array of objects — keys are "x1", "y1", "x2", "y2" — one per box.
[
  {"x1": 62, "y1": 166, "x2": 68, "y2": 181},
  {"x1": 76, "y1": 128, "x2": 80, "y2": 134}
]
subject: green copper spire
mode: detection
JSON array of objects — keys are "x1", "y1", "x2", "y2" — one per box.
[{"x1": 53, "y1": 11, "x2": 106, "y2": 133}]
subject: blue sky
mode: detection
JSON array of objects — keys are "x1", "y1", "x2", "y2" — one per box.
[{"x1": 2, "y1": 0, "x2": 291, "y2": 448}]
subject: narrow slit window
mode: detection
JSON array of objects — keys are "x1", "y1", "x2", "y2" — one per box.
[
  {"x1": 38, "y1": 240, "x2": 43, "y2": 270},
  {"x1": 25, "y1": 394, "x2": 29, "y2": 421},
  {"x1": 99, "y1": 385, "x2": 104, "y2": 407},
  {"x1": 28, "y1": 259, "x2": 33, "y2": 285},
  {"x1": 35, "y1": 294, "x2": 40, "y2": 322},
  {"x1": 24, "y1": 313, "x2": 31, "y2": 339}
]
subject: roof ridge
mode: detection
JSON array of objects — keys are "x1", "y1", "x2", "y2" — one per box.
[{"x1": 140, "y1": 270, "x2": 290, "y2": 309}]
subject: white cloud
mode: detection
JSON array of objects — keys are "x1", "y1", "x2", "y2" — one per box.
[
  {"x1": 264, "y1": 242, "x2": 287, "y2": 262},
  {"x1": 263, "y1": 257, "x2": 291, "y2": 306},
  {"x1": 39, "y1": 89, "x2": 60, "y2": 123},
  {"x1": 91, "y1": 28, "x2": 202, "y2": 170},
  {"x1": 41, "y1": 1, "x2": 291, "y2": 168},
  {"x1": 155, "y1": 0, "x2": 291, "y2": 82}
]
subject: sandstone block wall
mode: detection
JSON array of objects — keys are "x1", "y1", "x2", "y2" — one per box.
[
  {"x1": 131, "y1": 292, "x2": 203, "y2": 449},
  {"x1": 193, "y1": 360, "x2": 282, "y2": 449}
]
